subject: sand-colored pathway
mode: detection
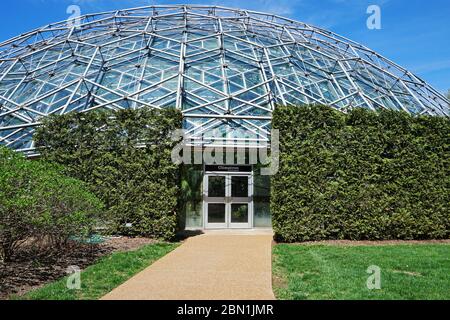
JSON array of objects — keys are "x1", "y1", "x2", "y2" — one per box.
[{"x1": 102, "y1": 231, "x2": 275, "y2": 300}]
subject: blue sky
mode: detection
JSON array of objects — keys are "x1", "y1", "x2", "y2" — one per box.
[{"x1": 0, "y1": 0, "x2": 449, "y2": 93}]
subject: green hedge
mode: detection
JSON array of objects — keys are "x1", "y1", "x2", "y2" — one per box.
[
  {"x1": 271, "y1": 105, "x2": 450, "y2": 242},
  {"x1": 35, "y1": 108, "x2": 182, "y2": 240}
]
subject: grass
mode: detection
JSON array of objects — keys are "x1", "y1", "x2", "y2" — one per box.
[
  {"x1": 21, "y1": 242, "x2": 179, "y2": 300},
  {"x1": 273, "y1": 244, "x2": 450, "y2": 300}
]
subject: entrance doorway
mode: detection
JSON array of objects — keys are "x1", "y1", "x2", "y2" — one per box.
[{"x1": 203, "y1": 171, "x2": 253, "y2": 229}]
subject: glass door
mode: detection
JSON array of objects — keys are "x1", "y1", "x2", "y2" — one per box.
[
  {"x1": 204, "y1": 174, "x2": 252, "y2": 229},
  {"x1": 229, "y1": 176, "x2": 251, "y2": 228},
  {"x1": 205, "y1": 175, "x2": 227, "y2": 229}
]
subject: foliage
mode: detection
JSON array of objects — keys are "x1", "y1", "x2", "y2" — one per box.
[
  {"x1": 273, "y1": 243, "x2": 450, "y2": 300},
  {"x1": 272, "y1": 105, "x2": 450, "y2": 242},
  {"x1": 0, "y1": 146, "x2": 102, "y2": 262},
  {"x1": 22, "y1": 242, "x2": 178, "y2": 300},
  {"x1": 35, "y1": 108, "x2": 183, "y2": 240}
]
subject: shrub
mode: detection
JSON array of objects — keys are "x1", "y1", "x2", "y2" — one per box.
[
  {"x1": 34, "y1": 107, "x2": 182, "y2": 240},
  {"x1": 0, "y1": 146, "x2": 102, "y2": 262},
  {"x1": 271, "y1": 105, "x2": 450, "y2": 242}
]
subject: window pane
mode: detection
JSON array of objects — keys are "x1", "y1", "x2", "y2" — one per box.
[
  {"x1": 254, "y1": 175, "x2": 272, "y2": 227},
  {"x1": 231, "y1": 204, "x2": 248, "y2": 223},
  {"x1": 254, "y1": 202, "x2": 271, "y2": 227},
  {"x1": 208, "y1": 176, "x2": 225, "y2": 197},
  {"x1": 231, "y1": 176, "x2": 248, "y2": 197},
  {"x1": 182, "y1": 165, "x2": 203, "y2": 228},
  {"x1": 208, "y1": 204, "x2": 226, "y2": 223}
]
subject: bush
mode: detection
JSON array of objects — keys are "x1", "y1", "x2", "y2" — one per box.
[
  {"x1": 0, "y1": 146, "x2": 102, "y2": 262},
  {"x1": 271, "y1": 105, "x2": 450, "y2": 242},
  {"x1": 35, "y1": 107, "x2": 182, "y2": 240}
]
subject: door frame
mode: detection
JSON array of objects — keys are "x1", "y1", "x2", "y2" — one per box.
[{"x1": 203, "y1": 171, "x2": 253, "y2": 229}]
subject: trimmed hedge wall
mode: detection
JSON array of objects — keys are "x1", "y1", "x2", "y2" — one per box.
[
  {"x1": 35, "y1": 108, "x2": 182, "y2": 240},
  {"x1": 272, "y1": 105, "x2": 450, "y2": 242}
]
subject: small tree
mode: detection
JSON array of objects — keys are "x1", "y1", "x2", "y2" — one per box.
[
  {"x1": 0, "y1": 147, "x2": 37, "y2": 261},
  {"x1": 0, "y1": 146, "x2": 103, "y2": 262},
  {"x1": 31, "y1": 164, "x2": 104, "y2": 248}
]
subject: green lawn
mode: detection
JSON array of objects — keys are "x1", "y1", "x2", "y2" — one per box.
[
  {"x1": 273, "y1": 244, "x2": 450, "y2": 300},
  {"x1": 22, "y1": 242, "x2": 179, "y2": 300}
]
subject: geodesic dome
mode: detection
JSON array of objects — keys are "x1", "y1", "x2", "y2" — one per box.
[{"x1": 0, "y1": 5, "x2": 448, "y2": 154}]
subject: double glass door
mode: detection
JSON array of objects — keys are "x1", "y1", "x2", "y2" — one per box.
[{"x1": 204, "y1": 174, "x2": 252, "y2": 229}]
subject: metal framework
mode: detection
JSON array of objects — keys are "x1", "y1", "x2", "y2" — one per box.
[{"x1": 0, "y1": 5, "x2": 448, "y2": 154}]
